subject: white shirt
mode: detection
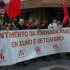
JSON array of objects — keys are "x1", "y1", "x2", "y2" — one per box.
[
  {"x1": 48, "y1": 24, "x2": 53, "y2": 29},
  {"x1": 48, "y1": 23, "x2": 62, "y2": 29},
  {"x1": 52, "y1": 23, "x2": 58, "y2": 29}
]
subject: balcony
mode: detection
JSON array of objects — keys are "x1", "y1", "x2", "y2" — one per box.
[{"x1": 20, "y1": 0, "x2": 70, "y2": 9}]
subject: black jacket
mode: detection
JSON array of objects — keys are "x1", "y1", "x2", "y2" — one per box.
[
  {"x1": 16, "y1": 24, "x2": 27, "y2": 30},
  {"x1": 40, "y1": 26, "x2": 47, "y2": 29},
  {"x1": 31, "y1": 25, "x2": 38, "y2": 29}
]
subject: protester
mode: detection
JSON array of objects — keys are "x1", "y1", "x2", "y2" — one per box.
[
  {"x1": 48, "y1": 19, "x2": 58, "y2": 29},
  {"x1": 9, "y1": 20, "x2": 16, "y2": 30},
  {"x1": 66, "y1": 19, "x2": 70, "y2": 27},
  {"x1": 40, "y1": 21, "x2": 52, "y2": 61},
  {"x1": 48, "y1": 23, "x2": 53, "y2": 29},
  {"x1": 52, "y1": 19, "x2": 58, "y2": 29},
  {"x1": 48, "y1": 19, "x2": 60, "y2": 58},
  {"x1": 0, "y1": 20, "x2": 6, "y2": 30},
  {"x1": 3, "y1": 21, "x2": 8, "y2": 28},
  {"x1": 0, "y1": 20, "x2": 6, "y2": 70},
  {"x1": 31, "y1": 20, "x2": 40, "y2": 29},
  {"x1": 26, "y1": 19, "x2": 33, "y2": 29},
  {"x1": 16, "y1": 18, "x2": 27, "y2": 30},
  {"x1": 15, "y1": 18, "x2": 27, "y2": 66},
  {"x1": 65, "y1": 19, "x2": 70, "y2": 56},
  {"x1": 3, "y1": 21, "x2": 10, "y2": 30},
  {"x1": 57, "y1": 21, "x2": 62, "y2": 29},
  {"x1": 40, "y1": 21, "x2": 48, "y2": 29}
]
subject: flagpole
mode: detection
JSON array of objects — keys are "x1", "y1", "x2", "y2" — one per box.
[
  {"x1": 1, "y1": 15, "x2": 4, "y2": 24},
  {"x1": 0, "y1": 9, "x2": 5, "y2": 24},
  {"x1": 2, "y1": 15, "x2": 3, "y2": 24}
]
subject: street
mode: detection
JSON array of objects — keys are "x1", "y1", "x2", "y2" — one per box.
[{"x1": 2, "y1": 53, "x2": 70, "y2": 70}]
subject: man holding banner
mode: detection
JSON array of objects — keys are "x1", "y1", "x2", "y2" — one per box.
[{"x1": 15, "y1": 18, "x2": 28, "y2": 66}]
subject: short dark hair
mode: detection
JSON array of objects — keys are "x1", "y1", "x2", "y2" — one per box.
[
  {"x1": 42, "y1": 20, "x2": 47, "y2": 24},
  {"x1": 52, "y1": 18, "x2": 57, "y2": 22}
]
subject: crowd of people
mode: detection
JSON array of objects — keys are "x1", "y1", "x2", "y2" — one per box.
[
  {"x1": 0, "y1": 18, "x2": 62, "y2": 31},
  {"x1": 0, "y1": 18, "x2": 69, "y2": 70}
]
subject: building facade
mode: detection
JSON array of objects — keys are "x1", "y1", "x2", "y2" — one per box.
[
  {"x1": 20, "y1": 0, "x2": 70, "y2": 24},
  {"x1": 4, "y1": 0, "x2": 70, "y2": 24}
]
